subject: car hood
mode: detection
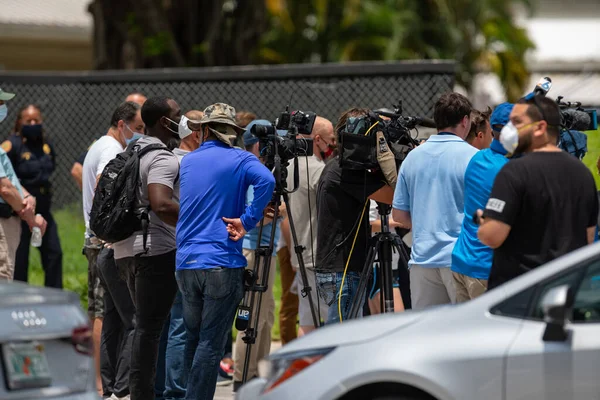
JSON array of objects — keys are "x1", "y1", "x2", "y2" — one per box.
[
  {"x1": 273, "y1": 311, "x2": 424, "y2": 356},
  {"x1": 0, "y1": 281, "x2": 79, "y2": 307}
]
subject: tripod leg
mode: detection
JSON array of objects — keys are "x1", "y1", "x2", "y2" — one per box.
[
  {"x1": 348, "y1": 239, "x2": 378, "y2": 320},
  {"x1": 379, "y1": 235, "x2": 395, "y2": 314},
  {"x1": 282, "y1": 192, "x2": 319, "y2": 328},
  {"x1": 241, "y1": 200, "x2": 280, "y2": 384}
]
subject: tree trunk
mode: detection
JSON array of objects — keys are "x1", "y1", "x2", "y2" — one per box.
[{"x1": 88, "y1": 0, "x2": 266, "y2": 69}]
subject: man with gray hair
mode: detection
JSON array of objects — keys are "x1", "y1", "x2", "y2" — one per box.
[{"x1": 177, "y1": 103, "x2": 275, "y2": 400}]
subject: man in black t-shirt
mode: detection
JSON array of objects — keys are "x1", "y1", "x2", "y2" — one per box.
[
  {"x1": 477, "y1": 96, "x2": 598, "y2": 289},
  {"x1": 315, "y1": 108, "x2": 395, "y2": 324}
]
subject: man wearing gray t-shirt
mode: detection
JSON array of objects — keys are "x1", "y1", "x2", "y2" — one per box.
[
  {"x1": 112, "y1": 97, "x2": 181, "y2": 400},
  {"x1": 161, "y1": 109, "x2": 203, "y2": 399}
]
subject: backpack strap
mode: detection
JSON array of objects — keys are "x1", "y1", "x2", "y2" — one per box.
[{"x1": 134, "y1": 142, "x2": 175, "y2": 254}]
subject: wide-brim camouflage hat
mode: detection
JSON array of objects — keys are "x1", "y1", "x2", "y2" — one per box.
[
  {"x1": 187, "y1": 103, "x2": 244, "y2": 132},
  {"x1": 187, "y1": 103, "x2": 245, "y2": 147}
]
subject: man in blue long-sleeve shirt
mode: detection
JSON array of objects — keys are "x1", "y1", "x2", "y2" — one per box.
[{"x1": 176, "y1": 103, "x2": 275, "y2": 400}]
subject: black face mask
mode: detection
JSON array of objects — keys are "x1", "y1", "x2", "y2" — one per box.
[{"x1": 21, "y1": 124, "x2": 43, "y2": 143}]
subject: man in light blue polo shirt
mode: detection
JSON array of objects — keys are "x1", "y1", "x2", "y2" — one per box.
[
  {"x1": 392, "y1": 92, "x2": 477, "y2": 310},
  {"x1": 451, "y1": 103, "x2": 513, "y2": 302}
]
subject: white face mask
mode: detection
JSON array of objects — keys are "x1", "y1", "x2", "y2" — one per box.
[
  {"x1": 500, "y1": 121, "x2": 519, "y2": 153},
  {"x1": 178, "y1": 115, "x2": 192, "y2": 139},
  {"x1": 0, "y1": 104, "x2": 7, "y2": 123}
]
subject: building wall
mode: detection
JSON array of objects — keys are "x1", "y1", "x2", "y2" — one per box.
[{"x1": 0, "y1": 37, "x2": 92, "y2": 71}]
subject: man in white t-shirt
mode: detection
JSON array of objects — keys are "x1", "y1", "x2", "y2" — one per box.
[
  {"x1": 286, "y1": 116, "x2": 335, "y2": 336},
  {"x1": 82, "y1": 101, "x2": 144, "y2": 398}
]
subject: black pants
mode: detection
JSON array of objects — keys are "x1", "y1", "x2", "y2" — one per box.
[
  {"x1": 14, "y1": 208, "x2": 62, "y2": 288},
  {"x1": 99, "y1": 248, "x2": 136, "y2": 398},
  {"x1": 123, "y1": 251, "x2": 177, "y2": 400}
]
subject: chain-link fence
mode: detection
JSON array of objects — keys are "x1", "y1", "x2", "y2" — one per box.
[{"x1": 0, "y1": 60, "x2": 455, "y2": 209}]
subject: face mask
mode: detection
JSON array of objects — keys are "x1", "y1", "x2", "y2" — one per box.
[
  {"x1": 124, "y1": 124, "x2": 143, "y2": 145},
  {"x1": 21, "y1": 124, "x2": 43, "y2": 141},
  {"x1": 164, "y1": 117, "x2": 180, "y2": 137},
  {"x1": 499, "y1": 122, "x2": 519, "y2": 153},
  {"x1": 320, "y1": 143, "x2": 336, "y2": 161},
  {"x1": 178, "y1": 116, "x2": 192, "y2": 139},
  {"x1": 0, "y1": 104, "x2": 7, "y2": 123}
]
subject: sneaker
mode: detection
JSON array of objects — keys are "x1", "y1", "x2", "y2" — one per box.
[
  {"x1": 217, "y1": 374, "x2": 233, "y2": 386},
  {"x1": 108, "y1": 395, "x2": 130, "y2": 400},
  {"x1": 220, "y1": 359, "x2": 234, "y2": 377}
]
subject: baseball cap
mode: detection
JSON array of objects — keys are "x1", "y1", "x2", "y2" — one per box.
[
  {"x1": 243, "y1": 119, "x2": 271, "y2": 147},
  {"x1": 490, "y1": 102, "x2": 514, "y2": 132},
  {"x1": 0, "y1": 88, "x2": 15, "y2": 101}
]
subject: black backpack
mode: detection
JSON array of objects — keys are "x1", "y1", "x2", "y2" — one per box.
[{"x1": 89, "y1": 141, "x2": 168, "y2": 245}]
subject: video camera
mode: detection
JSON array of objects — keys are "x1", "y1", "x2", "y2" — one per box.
[
  {"x1": 339, "y1": 100, "x2": 433, "y2": 171},
  {"x1": 528, "y1": 77, "x2": 597, "y2": 160},
  {"x1": 528, "y1": 77, "x2": 598, "y2": 132},
  {"x1": 251, "y1": 107, "x2": 315, "y2": 171}
]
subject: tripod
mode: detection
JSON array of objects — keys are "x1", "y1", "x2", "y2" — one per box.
[
  {"x1": 237, "y1": 155, "x2": 320, "y2": 384},
  {"x1": 348, "y1": 202, "x2": 410, "y2": 318}
]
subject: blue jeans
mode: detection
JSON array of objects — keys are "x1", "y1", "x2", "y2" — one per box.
[
  {"x1": 315, "y1": 271, "x2": 362, "y2": 323},
  {"x1": 164, "y1": 289, "x2": 186, "y2": 400},
  {"x1": 176, "y1": 267, "x2": 244, "y2": 400}
]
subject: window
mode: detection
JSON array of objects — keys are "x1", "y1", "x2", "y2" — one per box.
[
  {"x1": 491, "y1": 257, "x2": 600, "y2": 322},
  {"x1": 491, "y1": 286, "x2": 536, "y2": 319},
  {"x1": 531, "y1": 269, "x2": 582, "y2": 320},
  {"x1": 572, "y1": 262, "x2": 600, "y2": 323}
]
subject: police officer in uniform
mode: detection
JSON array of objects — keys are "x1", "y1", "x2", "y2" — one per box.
[{"x1": 1, "y1": 104, "x2": 62, "y2": 288}]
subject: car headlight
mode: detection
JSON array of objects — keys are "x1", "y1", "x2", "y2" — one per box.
[{"x1": 258, "y1": 347, "x2": 335, "y2": 393}]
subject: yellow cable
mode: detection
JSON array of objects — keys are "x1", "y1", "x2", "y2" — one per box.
[
  {"x1": 338, "y1": 199, "x2": 370, "y2": 323},
  {"x1": 364, "y1": 121, "x2": 380, "y2": 136}
]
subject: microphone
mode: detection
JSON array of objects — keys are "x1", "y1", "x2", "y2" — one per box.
[
  {"x1": 235, "y1": 304, "x2": 251, "y2": 331},
  {"x1": 235, "y1": 269, "x2": 256, "y2": 332},
  {"x1": 524, "y1": 76, "x2": 552, "y2": 100},
  {"x1": 416, "y1": 117, "x2": 437, "y2": 129},
  {"x1": 562, "y1": 109, "x2": 592, "y2": 131},
  {"x1": 534, "y1": 76, "x2": 552, "y2": 96}
]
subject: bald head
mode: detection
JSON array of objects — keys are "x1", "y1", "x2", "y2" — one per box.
[
  {"x1": 185, "y1": 110, "x2": 204, "y2": 121},
  {"x1": 312, "y1": 116, "x2": 335, "y2": 160},
  {"x1": 312, "y1": 116, "x2": 334, "y2": 140},
  {"x1": 125, "y1": 93, "x2": 147, "y2": 106},
  {"x1": 180, "y1": 109, "x2": 204, "y2": 152}
]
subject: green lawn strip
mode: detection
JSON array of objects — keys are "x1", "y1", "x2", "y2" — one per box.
[{"x1": 26, "y1": 203, "x2": 283, "y2": 340}]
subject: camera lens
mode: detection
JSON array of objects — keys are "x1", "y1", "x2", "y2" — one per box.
[{"x1": 251, "y1": 124, "x2": 275, "y2": 138}]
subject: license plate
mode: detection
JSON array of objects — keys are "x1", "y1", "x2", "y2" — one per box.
[{"x1": 2, "y1": 342, "x2": 52, "y2": 390}]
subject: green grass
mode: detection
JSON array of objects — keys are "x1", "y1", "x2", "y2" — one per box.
[
  {"x1": 582, "y1": 129, "x2": 600, "y2": 188},
  {"x1": 25, "y1": 204, "x2": 283, "y2": 340}
]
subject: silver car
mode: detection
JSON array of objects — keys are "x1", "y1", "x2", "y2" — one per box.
[
  {"x1": 238, "y1": 242, "x2": 600, "y2": 400},
  {"x1": 0, "y1": 282, "x2": 98, "y2": 399}
]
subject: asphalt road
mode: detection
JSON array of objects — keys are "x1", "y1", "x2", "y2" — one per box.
[{"x1": 214, "y1": 341, "x2": 282, "y2": 400}]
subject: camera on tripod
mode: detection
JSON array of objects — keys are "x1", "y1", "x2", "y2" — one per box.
[
  {"x1": 250, "y1": 108, "x2": 315, "y2": 170},
  {"x1": 339, "y1": 100, "x2": 430, "y2": 171}
]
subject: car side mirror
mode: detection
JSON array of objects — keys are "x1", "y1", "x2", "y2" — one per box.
[{"x1": 542, "y1": 285, "x2": 572, "y2": 342}]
